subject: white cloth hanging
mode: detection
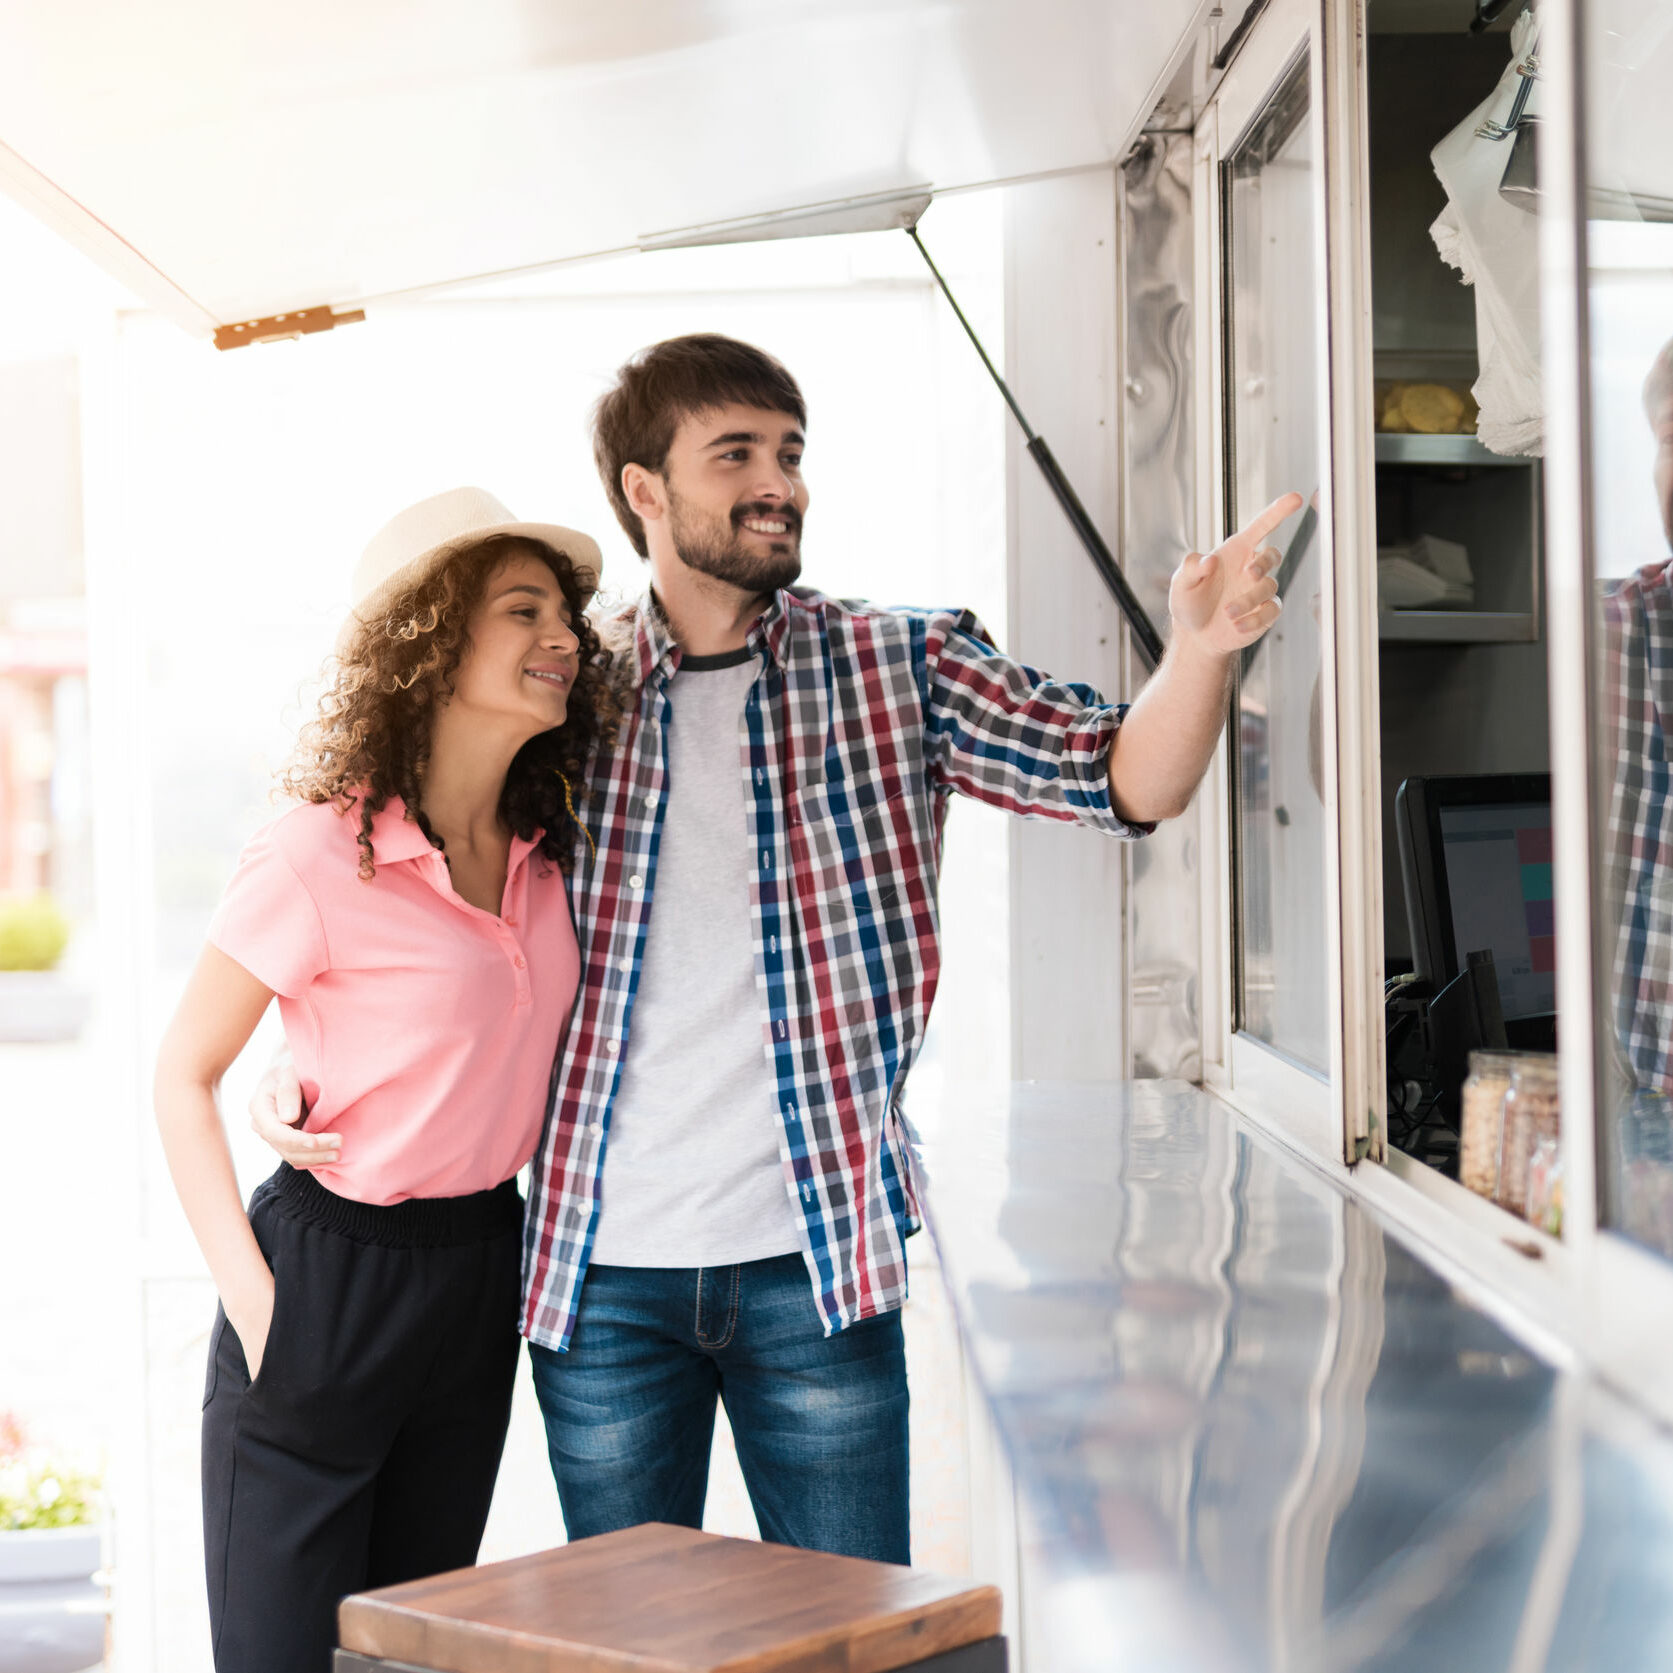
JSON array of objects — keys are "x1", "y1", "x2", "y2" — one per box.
[{"x1": 1429, "y1": 9, "x2": 1544, "y2": 457}]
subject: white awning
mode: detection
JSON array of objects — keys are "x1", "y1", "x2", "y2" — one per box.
[{"x1": 0, "y1": 0, "x2": 1212, "y2": 341}]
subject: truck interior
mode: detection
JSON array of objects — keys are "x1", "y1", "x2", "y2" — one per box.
[{"x1": 1365, "y1": 0, "x2": 1557, "y2": 1182}]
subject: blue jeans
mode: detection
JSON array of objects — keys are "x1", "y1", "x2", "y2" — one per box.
[{"x1": 527, "y1": 1253, "x2": 910, "y2": 1563}]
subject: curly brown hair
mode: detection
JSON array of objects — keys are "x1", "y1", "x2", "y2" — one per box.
[{"x1": 281, "y1": 535, "x2": 617, "y2": 879}]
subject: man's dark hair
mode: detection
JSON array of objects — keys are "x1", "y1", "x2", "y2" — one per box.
[{"x1": 591, "y1": 334, "x2": 807, "y2": 557}]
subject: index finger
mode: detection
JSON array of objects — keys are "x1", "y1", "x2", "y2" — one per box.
[{"x1": 1239, "y1": 491, "x2": 1304, "y2": 548}]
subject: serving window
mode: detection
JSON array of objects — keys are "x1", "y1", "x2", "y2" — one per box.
[
  {"x1": 1190, "y1": 0, "x2": 1347, "y2": 1150},
  {"x1": 1346, "y1": 3, "x2": 1561, "y2": 1236},
  {"x1": 1129, "y1": 0, "x2": 1673, "y2": 1423}
]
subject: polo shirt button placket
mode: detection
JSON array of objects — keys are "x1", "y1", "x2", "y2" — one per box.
[{"x1": 492, "y1": 913, "x2": 529, "y2": 1001}]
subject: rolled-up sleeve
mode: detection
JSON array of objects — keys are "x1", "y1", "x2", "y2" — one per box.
[
  {"x1": 919, "y1": 609, "x2": 1150, "y2": 837},
  {"x1": 207, "y1": 823, "x2": 330, "y2": 996}
]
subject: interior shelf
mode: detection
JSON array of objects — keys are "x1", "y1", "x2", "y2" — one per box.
[
  {"x1": 1378, "y1": 609, "x2": 1539, "y2": 644},
  {"x1": 1374, "y1": 433, "x2": 1533, "y2": 467}
]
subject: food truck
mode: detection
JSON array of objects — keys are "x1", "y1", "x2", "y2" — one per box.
[{"x1": 2, "y1": 0, "x2": 1670, "y2": 1665}]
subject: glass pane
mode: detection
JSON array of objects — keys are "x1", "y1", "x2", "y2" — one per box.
[
  {"x1": 1585, "y1": 0, "x2": 1673, "y2": 1256},
  {"x1": 1224, "y1": 57, "x2": 1331, "y2": 1074}
]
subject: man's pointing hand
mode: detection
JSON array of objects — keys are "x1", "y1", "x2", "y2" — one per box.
[{"x1": 1168, "y1": 491, "x2": 1304, "y2": 656}]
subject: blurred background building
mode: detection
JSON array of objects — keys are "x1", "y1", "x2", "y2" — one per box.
[{"x1": 0, "y1": 318, "x2": 90, "y2": 911}]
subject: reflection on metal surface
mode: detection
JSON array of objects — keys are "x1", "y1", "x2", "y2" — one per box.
[
  {"x1": 1122, "y1": 130, "x2": 1204, "y2": 1082},
  {"x1": 1122, "y1": 131, "x2": 1196, "y2": 633},
  {"x1": 920, "y1": 1081, "x2": 1673, "y2": 1670}
]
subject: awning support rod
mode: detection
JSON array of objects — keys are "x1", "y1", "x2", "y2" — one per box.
[{"x1": 906, "y1": 225, "x2": 1166, "y2": 672}]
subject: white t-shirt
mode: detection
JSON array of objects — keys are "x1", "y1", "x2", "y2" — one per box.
[{"x1": 589, "y1": 648, "x2": 804, "y2": 1266}]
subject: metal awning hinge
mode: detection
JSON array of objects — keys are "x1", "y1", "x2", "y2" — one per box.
[{"x1": 213, "y1": 305, "x2": 366, "y2": 351}]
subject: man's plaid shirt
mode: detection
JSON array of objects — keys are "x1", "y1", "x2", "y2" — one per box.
[
  {"x1": 520, "y1": 585, "x2": 1145, "y2": 1350},
  {"x1": 1601, "y1": 558, "x2": 1673, "y2": 1093}
]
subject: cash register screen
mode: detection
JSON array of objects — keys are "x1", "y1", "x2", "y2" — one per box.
[{"x1": 1436, "y1": 800, "x2": 1555, "y2": 1022}]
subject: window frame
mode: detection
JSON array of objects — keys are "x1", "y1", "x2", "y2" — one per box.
[
  {"x1": 1318, "y1": 0, "x2": 1593, "y2": 1349},
  {"x1": 1195, "y1": 0, "x2": 1349, "y2": 1164}
]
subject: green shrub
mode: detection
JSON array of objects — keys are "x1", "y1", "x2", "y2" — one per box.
[
  {"x1": 0, "y1": 893, "x2": 71, "y2": 973},
  {"x1": 0, "y1": 1461, "x2": 102, "y2": 1531},
  {"x1": 0, "y1": 1415, "x2": 101, "y2": 1530}
]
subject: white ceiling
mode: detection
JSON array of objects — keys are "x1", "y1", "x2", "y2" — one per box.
[{"x1": 0, "y1": 0, "x2": 1212, "y2": 338}]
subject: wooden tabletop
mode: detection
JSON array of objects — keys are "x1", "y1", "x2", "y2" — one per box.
[{"x1": 337, "y1": 1524, "x2": 1001, "y2": 1673}]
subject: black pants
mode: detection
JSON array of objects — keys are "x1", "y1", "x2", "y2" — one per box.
[{"x1": 201, "y1": 1164, "x2": 523, "y2": 1673}]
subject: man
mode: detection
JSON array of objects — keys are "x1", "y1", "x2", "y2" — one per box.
[
  {"x1": 260, "y1": 333, "x2": 1294, "y2": 1562},
  {"x1": 1597, "y1": 333, "x2": 1673, "y2": 1104}
]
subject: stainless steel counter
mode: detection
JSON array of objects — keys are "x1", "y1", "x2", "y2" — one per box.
[{"x1": 914, "y1": 1080, "x2": 1673, "y2": 1672}]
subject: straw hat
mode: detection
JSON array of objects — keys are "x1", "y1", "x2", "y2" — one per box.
[{"x1": 341, "y1": 487, "x2": 602, "y2": 650}]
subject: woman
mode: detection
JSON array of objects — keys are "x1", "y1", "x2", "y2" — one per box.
[{"x1": 153, "y1": 488, "x2": 612, "y2": 1673}]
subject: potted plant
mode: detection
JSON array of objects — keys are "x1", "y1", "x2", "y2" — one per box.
[
  {"x1": 0, "y1": 1414, "x2": 106, "y2": 1673},
  {"x1": 0, "y1": 894, "x2": 90, "y2": 1044}
]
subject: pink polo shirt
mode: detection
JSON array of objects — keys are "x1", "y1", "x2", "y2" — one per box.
[{"x1": 208, "y1": 796, "x2": 578, "y2": 1206}]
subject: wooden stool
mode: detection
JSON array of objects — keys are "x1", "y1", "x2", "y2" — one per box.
[{"x1": 334, "y1": 1523, "x2": 1006, "y2": 1673}]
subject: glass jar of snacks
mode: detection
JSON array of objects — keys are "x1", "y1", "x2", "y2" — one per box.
[
  {"x1": 1526, "y1": 1136, "x2": 1564, "y2": 1237},
  {"x1": 1496, "y1": 1055, "x2": 1560, "y2": 1222},
  {"x1": 1460, "y1": 1050, "x2": 1517, "y2": 1199}
]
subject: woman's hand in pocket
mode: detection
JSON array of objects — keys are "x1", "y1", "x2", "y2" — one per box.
[{"x1": 229, "y1": 1273, "x2": 277, "y2": 1384}]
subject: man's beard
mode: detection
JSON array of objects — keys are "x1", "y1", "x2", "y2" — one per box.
[{"x1": 667, "y1": 490, "x2": 803, "y2": 594}]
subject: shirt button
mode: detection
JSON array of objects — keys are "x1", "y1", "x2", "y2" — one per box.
[
  {"x1": 514, "y1": 954, "x2": 526, "y2": 969},
  {"x1": 605, "y1": 1040, "x2": 618, "y2": 1054},
  {"x1": 628, "y1": 873, "x2": 645, "y2": 889},
  {"x1": 589, "y1": 1122, "x2": 604, "y2": 1137},
  {"x1": 505, "y1": 915, "x2": 518, "y2": 926}
]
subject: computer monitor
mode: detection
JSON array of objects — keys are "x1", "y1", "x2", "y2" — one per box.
[{"x1": 1395, "y1": 774, "x2": 1556, "y2": 1044}]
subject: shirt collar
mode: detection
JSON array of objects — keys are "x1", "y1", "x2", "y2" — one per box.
[
  {"x1": 366, "y1": 796, "x2": 435, "y2": 865},
  {"x1": 748, "y1": 589, "x2": 792, "y2": 669},
  {"x1": 365, "y1": 795, "x2": 543, "y2": 871},
  {"x1": 629, "y1": 588, "x2": 792, "y2": 687},
  {"x1": 631, "y1": 595, "x2": 680, "y2": 686}
]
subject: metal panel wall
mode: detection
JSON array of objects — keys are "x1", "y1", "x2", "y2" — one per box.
[
  {"x1": 1121, "y1": 131, "x2": 1206, "y2": 1081},
  {"x1": 1002, "y1": 168, "x2": 1129, "y2": 1085}
]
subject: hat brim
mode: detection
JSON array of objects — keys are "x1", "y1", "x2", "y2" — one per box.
[{"x1": 338, "y1": 520, "x2": 602, "y2": 654}]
